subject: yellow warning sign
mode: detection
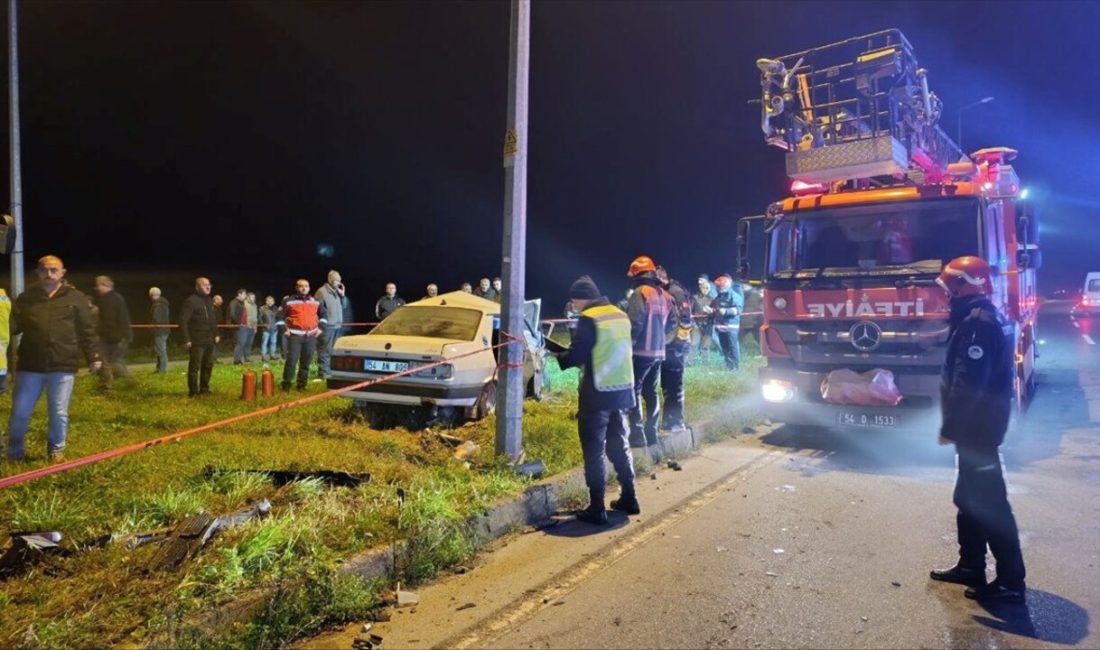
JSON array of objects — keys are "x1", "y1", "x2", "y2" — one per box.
[{"x1": 504, "y1": 129, "x2": 518, "y2": 156}]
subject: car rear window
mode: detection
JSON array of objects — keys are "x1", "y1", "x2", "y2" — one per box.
[
  {"x1": 370, "y1": 306, "x2": 483, "y2": 340},
  {"x1": 1089, "y1": 279, "x2": 1100, "y2": 292}
]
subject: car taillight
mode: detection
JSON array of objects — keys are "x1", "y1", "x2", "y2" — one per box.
[
  {"x1": 332, "y1": 355, "x2": 357, "y2": 371},
  {"x1": 415, "y1": 363, "x2": 453, "y2": 379}
]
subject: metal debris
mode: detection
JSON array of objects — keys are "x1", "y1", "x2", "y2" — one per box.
[
  {"x1": 205, "y1": 466, "x2": 370, "y2": 488},
  {"x1": 0, "y1": 532, "x2": 67, "y2": 580},
  {"x1": 515, "y1": 460, "x2": 546, "y2": 478},
  {"x1": 145, "y1": 499, "x2": 271, "y2": 572},
  {"x1": 456, "y1": 602, "x2": 476, "y2": 611}
]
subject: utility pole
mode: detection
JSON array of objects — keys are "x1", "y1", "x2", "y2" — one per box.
[
  {"x1": 495, "y1": 0, "x2": 529, "y2": 460},
  {"x1": 8, "y1": 0, "x2": 24, "y2": 297}
]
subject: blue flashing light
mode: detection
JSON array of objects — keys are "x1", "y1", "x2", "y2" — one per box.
[{"x1": 1019, "y1": 188, "x2": 1030, "y2": 200}]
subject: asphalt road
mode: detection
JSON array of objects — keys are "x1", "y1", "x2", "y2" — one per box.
[{"x1": 303, "y1": 300, "x2": 1099, "y2": 649}]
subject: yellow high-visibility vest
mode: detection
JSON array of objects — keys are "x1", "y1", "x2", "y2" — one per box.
[{"x1": 582, "y1": 304, "x2": 634, "y2": 392}]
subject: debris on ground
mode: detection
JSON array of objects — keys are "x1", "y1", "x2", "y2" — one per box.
[
  {"x1": 371, "y1": 607, "x2": 394, "y2": 622},
  {"x1": 453, "y1": 565, "x2": 470, "y2": 574},
  {"x1": 396, "y1": 589, "x2": 420, "y2": 608},
  {"x1": 765, "y1": 571, "x2": 778, "y2": 577},
  {"x1": 453, "y1": 441, "x2": 479, "y2": 461},
  {"x1": 667, "y1": 460, "x2": 683, "y2": 471},
  {"x1": 361, "y1": 623, "x2": 372, "y2": 634},
  {"x1": 716, "y1": 546, "x2": 728, "y2": 553},
  {"x1": 455, "y1": 602, "x2": 476, "y2": 611},
  {"x1": 773, "y1": 548, "x2": 785, "y2": 554},
  {"x1": 515, "y1": 460, "x2": 546, "y2": 478},
  {"x1": 891, "y1": 581, "x2": 902, "y2": 587},
  {"x1": 205, "y1": 466, "x2": 370, "y2": 488},
  {"x1": 145, "y1": 499, "x2": 272, "y2": 572},
  {"x1": 0, "y1": 532, "x2": 67, "y2": 580}
]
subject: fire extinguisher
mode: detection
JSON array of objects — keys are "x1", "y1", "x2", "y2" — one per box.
[
  {"x1": 261, "y1": 365, "x2": 274, "y2": 397},
  {"x1": 241, "y1": 369, "x2": 257, "y2": 401}
]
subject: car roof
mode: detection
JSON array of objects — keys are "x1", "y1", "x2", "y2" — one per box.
[{"x1": 405, "y1": 291, "x2": 500, "y2": 314}]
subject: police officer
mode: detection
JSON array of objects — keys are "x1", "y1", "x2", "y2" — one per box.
[
  {"x1": 555, "y1": 275, "x2": 639, "y2": 525},
  {"x1": 929, "y1": 256, "x2": 1027, "y2": 604},
  {"x1": 709, "y1": 274, "x2": 744, "y2": 371},
  {"x1": 656, "y1": 267, "x2": 693, "y2": 432}
]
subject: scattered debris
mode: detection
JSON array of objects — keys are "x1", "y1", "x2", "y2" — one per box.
[
  {"x1": 551, "y1": 600, "x2": 565, "y2": 606},
  {"x1": 667, "y1": 460, "x2": 683, "y2": 471},
  {"x1": 612, "y1": 616, "x2": 622, "y2": 626},
  {"x1": 453, "y1": 565, "x2": 470, "y2": 574},
  {"x1": 515, "y1": 460, "x2": 546, "y2": 478},
  {"x1": 781, "y1": 484, "x2": 797, "y2": 492},
  {"x1": 650, "y1": 474, "x2": 658, "y2": 480},
  {"x1": 454, "y1": 441, "x2": 479, "y2": 461},
  {"x1": 396, "y1": 589, "x2": 420, "y2": 608},
  {"x1": 891, "y1": 581, "x2": 902, "y2": 587},
  {"x1": 455, "y1": 602, "x2": 476, "y2": 611},
  {"x1": 372, "y1": 607, "x2": 394, "y2": 622},
  {"x1": 351, "y1": 636, "x2": 374, "y2": 650},
  {"x1": 773, "y1": 548, "x2": 785, "y2": 554},
  {"x1": 205, "y1": 466, "x2": 369, "y2": 488},
  {"x1": 765, "y1": 571, "x2": 778, "y2": 577},
  {"x1": 860, "y1": 616, "x2": 869, "y2": 622},
  {"x1": 0, "y1": 532, "x2": 67, "y2": 580},
  {"x1": 145, "y1": 499, "x2": 271, "y2": 572},
  {"x1": 434, "y1": 431, "x2": 466, "y2": 447},
  {"x1": 716, "y1": 546, "x2": 728, "y2": 553}
]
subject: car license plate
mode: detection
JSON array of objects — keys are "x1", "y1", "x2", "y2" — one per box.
[
  {"x1": 364, "y1": 359, "x2": 409, "y2": 373},
  {"x1": 836, "y1": 411, "x2": 898, "y2": 428}
]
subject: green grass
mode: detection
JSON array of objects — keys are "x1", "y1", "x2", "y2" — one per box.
[{"x1": 0, "y1": 350, "x2": 760, "y2": 648}]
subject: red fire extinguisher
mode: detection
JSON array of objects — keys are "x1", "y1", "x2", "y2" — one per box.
[
  {"x1": 241, "y1": 369, "x2": 257, "y2": 401},
  {"x1": 261, "y1": 365, "x2": 274, "y2": 397}
]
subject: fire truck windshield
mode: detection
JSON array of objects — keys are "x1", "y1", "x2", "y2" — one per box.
[{"x1": 767, "y1": 198, "x2": 980, "y2": 279}]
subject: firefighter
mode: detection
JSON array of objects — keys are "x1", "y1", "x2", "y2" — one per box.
[
  {"x1": 929, "y1": 256, "x2": 1027, "y2": 604},
  {"x1": 554, "y1": 275, "x2": 639, "y2": 525},
  {"x1": 625, "y1": 255, "x2": 671, "y2": 448},
  {"x1": 656, "y1": 266, "x2": 693, "y2": 432},
  {"x1": 709, "y1": 274, "x2": 744, "y2": 371}
]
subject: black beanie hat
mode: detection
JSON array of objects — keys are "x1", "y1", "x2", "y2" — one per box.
[{"x1": 569, "y1": 275, "x2": 600, "y2": 300}]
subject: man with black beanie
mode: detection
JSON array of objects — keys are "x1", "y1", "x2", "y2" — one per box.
[{"x1": 554, "y1": 275, "x2": 639, "y2": 525}]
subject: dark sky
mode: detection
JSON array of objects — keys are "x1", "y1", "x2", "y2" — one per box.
[{"x1": 2, "y1": 0, "x2": 1099, "y2": 312}]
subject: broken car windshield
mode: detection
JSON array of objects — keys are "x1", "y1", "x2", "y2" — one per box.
[{"x1": 370, "y1": 306, "x2": 483, "y2": 340}]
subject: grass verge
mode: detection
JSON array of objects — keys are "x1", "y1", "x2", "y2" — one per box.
[{"x1": 1, "y1": 348, "x2": 760, "y2": 648}]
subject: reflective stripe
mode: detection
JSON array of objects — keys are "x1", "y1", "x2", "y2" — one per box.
[{"x1": 583, "y1": 305, "x2": 634, "y2": 392}]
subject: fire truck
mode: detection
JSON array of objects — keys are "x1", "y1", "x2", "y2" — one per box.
[{"x1": 737, "y1": 30, "x2": 1040, "y2": 430}]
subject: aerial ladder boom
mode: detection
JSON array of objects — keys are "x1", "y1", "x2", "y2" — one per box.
[{"x1": 756, "y1": 29, "x2": 964, "y2": 185}]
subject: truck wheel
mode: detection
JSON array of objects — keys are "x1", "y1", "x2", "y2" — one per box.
[{"x1": 475, "y1": 381, "x2": 497, "y2": 420}]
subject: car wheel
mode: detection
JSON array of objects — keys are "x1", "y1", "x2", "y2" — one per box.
[
  {"x1": 475, "y1": 380, "x2": 497, "y2": 420},
  {"x1": 365, "y1": 404, "x2": 389, "y2": 430},
  {"x1": 403, "y1": 407, "x2": 429, "y2": 431},
  {"x1": 526, "y1": 371, "x2": 545, "y2": 401}
]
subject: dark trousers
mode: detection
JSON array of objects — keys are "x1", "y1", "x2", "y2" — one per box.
[
  {"x1": 579, "y1": 409, "x2": 636, "y2": 510},
  {"x1": 953, "y1": 452, "x2": 1026, "y2": 587},
  {"x1": 716, "y1": 327, "x2": 740, "y2": 370},
  {"x1": 284, "y1": 334, "x2": 316, "y2": 388},
  {"x1": 629, "y1": 356, "x2": 663, "y2": 446},
  {"x1": 99, "y1": 340, "x2": 130, "y2": 391},
  {"x1": 660, "y1": 339, "x2": 689, "y2": 428},
  {"x1": 187, "y1": 343, "x2": 215, "y2": 395},
  {"x1": 153, "y1": 331, "x2": 169, "y2": 373},
  {"x1": 234, "y1": 327, "x2": 254, "y2": 363},
  {"x1": 317, "y1": 327, "x2": 339, "y2": 377}
]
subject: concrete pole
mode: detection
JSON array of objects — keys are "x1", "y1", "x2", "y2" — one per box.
[
  {"x1": 8, "y1": 0, "x2": 24, "y2": 297},
  {"x1": 495, "y1": 0, "x2": 529, "y2": 460}
]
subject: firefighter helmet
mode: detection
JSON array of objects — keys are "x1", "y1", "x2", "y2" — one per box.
[
  {"x1": 936, "y1": 256, "x2": 992, "y2": 298},
  {"x1": 627, "y1": 255, "x2": 657, "y2": 277}
]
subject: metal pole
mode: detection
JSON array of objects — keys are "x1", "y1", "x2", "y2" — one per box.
[
  {"x1": 495, "y1": 0, "x2": 529, "y2": 460},
  {"x1": 8, "y1": 0, "x2": 24, "y2": 297}
]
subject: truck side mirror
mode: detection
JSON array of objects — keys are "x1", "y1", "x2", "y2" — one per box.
[{"x1": 1016, "y1": 248, "x2": 1042, "y2": 270}]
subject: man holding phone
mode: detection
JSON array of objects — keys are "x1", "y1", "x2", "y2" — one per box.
[{"x1": 315, "y1": 270, "x2": 347, "y2": 380}]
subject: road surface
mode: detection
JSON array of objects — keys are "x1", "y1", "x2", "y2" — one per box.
[{"x1": 302, "y1": 300, "x2": 1098, "y2": 649}]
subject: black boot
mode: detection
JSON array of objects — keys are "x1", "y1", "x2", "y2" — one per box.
[
  {"x1": 965, "y1": 580, "x2": 1026, "y2": 604},
  {"x1": 930, "y1": 564, "x2": 987, "y2": 588},
  {"x1": 574, "y1": 507, "x2": 608, "y2": 525},
  {"x1": 610, "y1": 493, "x2": 640, "y2": 515}
]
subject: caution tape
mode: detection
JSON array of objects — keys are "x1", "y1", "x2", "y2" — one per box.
[{"x1": 0, "y1": 333, "x2": 525, "y2": 491}]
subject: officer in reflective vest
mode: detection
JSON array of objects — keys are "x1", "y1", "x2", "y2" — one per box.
[
  {"x1": 555, "y1": 275, "x2": 639, "y2": 525},
  {"x1": 929, "y1": 256, "x2": 1026, "y2": 604}
]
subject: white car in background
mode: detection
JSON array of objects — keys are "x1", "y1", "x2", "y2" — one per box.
[{"x1": 327, "y1": 291, "x2": 547, "y2": 429}]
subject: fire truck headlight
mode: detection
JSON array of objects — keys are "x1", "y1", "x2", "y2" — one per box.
[
  {"x1": 773, "y1": 297, "x2": 788, "y2": 311},
  {"x1": 762, "y1": 379, "x2": 795, "y2": 403}
]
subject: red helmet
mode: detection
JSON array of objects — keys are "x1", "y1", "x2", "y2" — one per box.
[
  {"x1": 936, "y1": 256, "x2": 992, "y2": 298},
  {"x1": 627, "y1": 255, "x2": 657, "y2": 277}
]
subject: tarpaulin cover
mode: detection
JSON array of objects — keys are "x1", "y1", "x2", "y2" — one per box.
[{"x1": 820, "y1": 368, "x2": 903, "y2": 406}]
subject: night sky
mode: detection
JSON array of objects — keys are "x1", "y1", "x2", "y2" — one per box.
[{"x1": 2, "y1": 1, "x2": 1099, "y2": 315}]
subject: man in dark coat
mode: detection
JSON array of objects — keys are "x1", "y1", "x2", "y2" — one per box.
[
  {"x1": 179, "y1": 277, "x2": 220, "y2": 397},
  {"x1": 94, "y1": 275, "x2": 132, "y2": 393},
  {"x1": 555, "y1": 275, "x2": 638, "y2": 525},
  {"x1": 929, "y1": 256, "x2": 1026, "y2": 604},
  {"x1": 5, "y1": 255, "x2": 101, "y2": 461}
]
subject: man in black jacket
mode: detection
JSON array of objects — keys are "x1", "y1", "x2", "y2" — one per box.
[
  {"x1": 94, "y1": 275, "x2": 132, "y2": 393},
  {"x1": 179, "y1": 277, "x2": 220, "y2": 397},
  {"x1": 5, "y1": 255, "x2": 101, "y2": 461},
  {"x1": 149, "y1": 287, "x2": 170, "y2": 373},
  {"x1": 929, "y1": 256, "x2": 1026, "y2": 604},
  {"x1": 555, "y1": 275, "x2": 639, "y2": 525}
]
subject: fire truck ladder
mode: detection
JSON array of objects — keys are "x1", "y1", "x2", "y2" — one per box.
[{"x1": 756, "y1": 29, "x2": 964, "y2": 185}]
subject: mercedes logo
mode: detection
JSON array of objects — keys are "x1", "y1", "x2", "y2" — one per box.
[{"x1": 849, "y1": 321, "x2": 882, "y2": 351}]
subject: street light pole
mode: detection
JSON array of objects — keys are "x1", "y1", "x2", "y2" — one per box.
[
  {"x1": 8, "y1": 0, "x2": 24, "y2": 297},
  {"x1": 496, "y1": 0, "x2": 530, "y2": 460},
  {"x1": 956, "y1": 96, "x2": 994, "y2": 156}
]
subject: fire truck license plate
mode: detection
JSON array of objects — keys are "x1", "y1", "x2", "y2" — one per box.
[{"x1": 837, "y1": 412, "x2": 897, "y2": 428}]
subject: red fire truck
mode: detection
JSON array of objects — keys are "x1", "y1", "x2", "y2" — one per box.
[{"x1": 737, "y1": 30, "x2": 1040, "y2": 430}]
